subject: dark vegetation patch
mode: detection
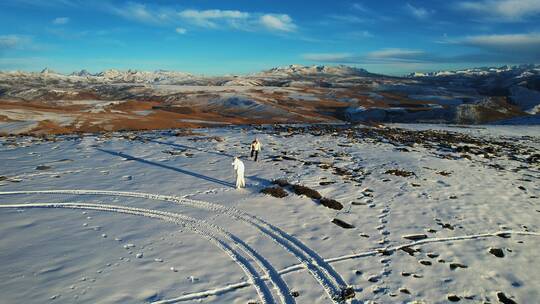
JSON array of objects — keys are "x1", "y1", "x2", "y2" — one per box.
[
  {"x1": 320, "y1": 197, "x2": 344, "y2": 210},
  {"x1": 188, "y1": 136, "x2": 224, "y2": 142},
  {"x1": 385, "y1": 169, "x2": 416, "y2": 177},
  {"x1": 260, "y1": 186, "x2": 288, "y2": 198},
  {"x1": 272, "y1": 179, "x2": 290, "y2": 187},
  {"x1": 262, "y1": 124, "x2": 538, "y2": 168},
  {"x1": 291, "y1": 184, "x2": 322, "y2": 200},
  {"x1": 271, "y1": 179, "x2": 344, "y2": 211}
]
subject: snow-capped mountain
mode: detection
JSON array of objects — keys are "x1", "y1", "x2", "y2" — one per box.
[{"x1": 260, "y1": 64, "x2": 375, "y2": 77}]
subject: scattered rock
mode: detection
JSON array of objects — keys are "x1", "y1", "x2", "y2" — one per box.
[
  {"x1": 400, "y1": 246, "x2": 417, "y2": 256},
  {"x1": 489, "y1": 247, "x2": 505, "y2": 258},
  {"x1": 340, "y1": 287, "x2": 355, "y2": 300},
  {"x1": 497, "y1": 292, "x2": 517, "y2": 304},
  {"x1": 290, "y1": 291, "x2": 300, "y2": 297},
  {"x1": 449, "y1": 263, "x2": 468, "y2": 270},
  {"x1": 419, "y1": 260, "x2": 432, "y2": 266},
  {"x1": 402, "y1": 234, "x2": 428, "y2": 241},
  {"x1": 136, "y1": 253, "x2": 143, "y2": 258},
  {"x1": 436, "y1": 222, "x2": 455, "y2": 230},
  {"x1": 447, "y1": 294, "x2": 461, "y2": 302},
  {"x1": 319, "y1": 181, "x2": 336, "y2": 186},
  {"x1": 399, "y1": 288, "x2": 411, "y2": 294},
  {"x1": 332, "y1": 218, "x2": 355, "y2": 229}
]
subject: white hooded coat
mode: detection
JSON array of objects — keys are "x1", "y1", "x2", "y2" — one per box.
[{"x1": 232, "y1": 157, "x2": 245, "y2": 189}]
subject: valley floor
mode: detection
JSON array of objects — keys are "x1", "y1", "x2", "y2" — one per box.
[{"x1": 0, "y1": 124, "x2": 539, "y2": 304}]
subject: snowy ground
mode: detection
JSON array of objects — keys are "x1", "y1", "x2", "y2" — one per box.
[{"x1": 0, "y1": 124, "x2": 539, "y2": 304}]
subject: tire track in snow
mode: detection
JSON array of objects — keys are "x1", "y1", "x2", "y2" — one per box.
[
  {"x1": 154, "y1": 230, "x2": 540, "y2": 303},
  {"x1": 0, "y1": 201, "x2": 294, "y2": 304},
  {"x1": 0, "y1": 190, "x2": 349, "y2": 303}
]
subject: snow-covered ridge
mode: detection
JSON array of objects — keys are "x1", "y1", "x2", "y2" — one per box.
[{"x1": 407, "y1": 64, "x2": 540, "y2": 78}]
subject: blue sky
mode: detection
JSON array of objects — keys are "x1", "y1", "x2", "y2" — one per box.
[{"x1": 1, "y1": 0, "x2": 539, "y2": 75}]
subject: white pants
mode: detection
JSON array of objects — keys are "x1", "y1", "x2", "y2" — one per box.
[{"x1": 235, "y1": 170, "x2": 245, "y2": 189}]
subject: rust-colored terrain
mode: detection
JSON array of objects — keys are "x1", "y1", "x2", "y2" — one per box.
[{"x1": 1, "y1": 65, "x2": 538, "y2": 134}]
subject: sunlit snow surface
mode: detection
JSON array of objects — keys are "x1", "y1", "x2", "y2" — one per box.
[{"x1": 0, "y1": 124, "x2": 539, "y2": 304}]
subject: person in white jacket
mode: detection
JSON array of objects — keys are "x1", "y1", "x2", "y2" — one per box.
[
  {"x1": 232, "y1": 157, "x2": 246, "y2": 189},
  {"x1": 250, "y1": 138, "x2": 262, "y2": 162}
]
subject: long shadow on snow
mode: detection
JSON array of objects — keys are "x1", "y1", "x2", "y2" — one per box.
[
  {"x1": 147, "y1": 139, "x2": 235, "y2": 158},
  {"x1": 97, "y1": 148, "x2": 236, "y2": 188}
]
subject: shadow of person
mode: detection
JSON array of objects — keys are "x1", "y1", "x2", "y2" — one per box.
[
  {"x1": 146, "y1": 139, "x2": 235, "y2": 158},
  {"x1": 96, "y1": 148, "x2": 236, "y2": 188}
]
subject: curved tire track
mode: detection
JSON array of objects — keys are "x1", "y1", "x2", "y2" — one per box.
[
  {"x1": 0, "y1": 201, "x2": 294, "y2": 304},
  {"x1": 159, "y1": 230, "x2": 540, "y2": 303},
  {"x1": 0, "y1": 189, "x2": 349, "y2": 303}
]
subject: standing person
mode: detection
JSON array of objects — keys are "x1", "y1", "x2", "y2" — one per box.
[
  {"x1": 232, "y1": 157, "x2": 246, "y2": 189},
  {"x1": 250, "y1": 138, "x2": 262, "y2": 162}
]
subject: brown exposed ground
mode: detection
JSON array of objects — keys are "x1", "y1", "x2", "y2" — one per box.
[{"x1": 0, "y1": 90, "x2": 344, "y2": 135}]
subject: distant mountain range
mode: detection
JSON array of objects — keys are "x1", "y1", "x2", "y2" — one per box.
[{"x1": 0, "y1": 64, "x2": 539, "y2": 134}]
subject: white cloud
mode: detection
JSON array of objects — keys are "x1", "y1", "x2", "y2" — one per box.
[
  {"x1": 0, "y1": 35, "x2": 31, "y2": 50},
  {"x1": 405, "y1": 3, "x2": 431, "y2": 20},
  {"x1": 303, "y1": 53, "x2": 355, "y2": 62},
  {"x1": 175, "y1": 27, "x2": 187, "y2": 34},
  {"x1": 52, "y1": 17, "x2": 70, "y2": 25},
  {"x1": 303, "y1": 49, "x2": 432, "y2": 64},
  {"x1": 107, "y1": 4, "x2": 296, "y2": 34},
  {"x1": 352, "y1": 3, "x2": 369, "y2": 12},
  {"x1": 457, "y1": 0, "x2": 540, "y2": 21},
  {"x1": 328, "y1": 15, "x2": 368, "y2": 24},
  {"x1": 368, "y1": 48, "x2": 426, "y2": 61},
  {"x1": 109, "y1": 3, "x2": 172, "y2": 25},
  {"x1": 346, "y1": 30, "x2": 373, "y2": 39},
  {"x1": 259, "y1": 14, "x2": 296, "y2": 32},
  {"x1": 459, "y1": 33, "x2": 540, "y2": 53},
  {"x1": 178, "y1": 9, "x2": 249, "y2": 28}
]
